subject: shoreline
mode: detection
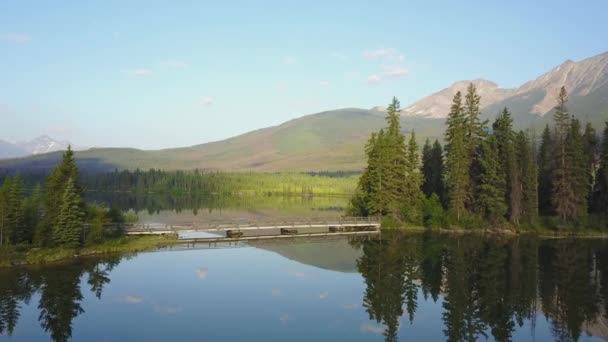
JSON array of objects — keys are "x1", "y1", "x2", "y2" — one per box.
[{"x1": 2, "y1": 226, "x2": 608, "y2": 269}]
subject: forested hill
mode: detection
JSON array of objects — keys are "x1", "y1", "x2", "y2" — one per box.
[{"x1": 1, "y1": 52, "x2": 607, "y2": 174}]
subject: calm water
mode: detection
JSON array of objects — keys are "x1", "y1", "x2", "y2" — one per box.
[{"x1": 1, "y1": 232, "x2": 608, "y2": 342}]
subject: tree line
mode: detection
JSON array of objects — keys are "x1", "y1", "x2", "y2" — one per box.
[
  {"x1": 0, "y1": 147, "x2": 126, "y2": 250},
  {"x1": 350, "y1": 85, "x2": 608, "y2": 230}
]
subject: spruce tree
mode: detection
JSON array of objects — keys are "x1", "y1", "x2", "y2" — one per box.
[
  {"x1": 566, "y1": 119, "x2": 588, "y2": 217},
  {"x1": 477, "y1": 136, "x2": 507, "y2": 223},
  {"x1": 402, "y1": 132, "x2": 424, "y2": 224},
  {"x1": 551, "y1": 87, "x2": 576, "y2": 222},
  {"x1": 422, "y1": 139, "x2": 445, "y2": 203},
  {"x1": 53, "y1": 177, "x2": 84, "y2": 248},
  {"x1": 7, "y1": 175, "x2": 24, "y2": 244},
  {"x1": 516, "y1": 131, "x2": 539, "y2": 223},
  {"x1": 583, "y1": 123, "x2": 599, "y2": 210},
  {"x1": 592, "y1": 122, "x2": 608, "y2": 214},
  {"x1": 492, "y1": 108, "x2": 519, "y2": 223},
  {"x1": 46, "y1": 146, "x2": 82, "y2": 234},
  {"x1": 0, "y1": 177, "x2": 12, "y2": 246},
  {"x1": 538, "y1": 125, "x2": 553, "y2": 215},
  {"x1": 383, "y1": 97, "x2": 408, "y2": 216},
  {"x1": 445, "y1": 91, "x2": 469, "y2": 220},
  {"x1": 464, "y1": 83, "x2": 487, "y2": 212}
]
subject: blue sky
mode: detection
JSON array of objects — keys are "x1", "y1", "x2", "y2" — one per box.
[{"x1": 1, "y1": 0, "x2": 606, "y2": 149}]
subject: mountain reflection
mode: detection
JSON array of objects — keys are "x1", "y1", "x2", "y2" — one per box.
[{"x1": 355, "y1": 232, "x2": 608, "y2": 342}]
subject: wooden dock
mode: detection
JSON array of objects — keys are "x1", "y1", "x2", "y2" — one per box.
[{"x1": 125, "y1": 217, "x2": 381, "y2": 242}]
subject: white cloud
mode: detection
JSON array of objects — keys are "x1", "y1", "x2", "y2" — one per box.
[
  {"x1": 200, "y1": 96, "x2": 214, "y2": 108},
  {"x1": 195, "y1": 267, "x2": 208, "y2": 279},
  {"x1": 319, "y1": 292, "x2": 329, "y2": 299},
  {"x1": 319, "y1": 81, "x2": 331, "y2": 88},
  {"x1": 131, "y1": 69, "x2": 153, "y2": 77},
  {"x1": 282, "y1": 56, "x2": 298, "y2": 65},
  {"x1": 364, "y1": 48, "x2": 396, "y2": 60},
  {"x1": 0, "y1": 33, "x2": 31, "y2": 44},
  {"x1": 118, "y1": 296, "x2": 144, "y2": 304},
  {"x1": 275, "y1": 82, "x2": 288, "y2": 90},
  {"x1": 360, "y1": 322, "x2": 385, "y2": 335},
  {"x1": 383, "y1": 65, "x2": 409, "y2": 78},
  {"x1": 367, "y1": 74, "x2": 383, "y2": 85}
]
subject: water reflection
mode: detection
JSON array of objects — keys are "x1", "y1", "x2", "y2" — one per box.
[
  {"x1": 1, "y1": 233, "x2": 608, "y2": 341},
  {"x1": 355, "y1": 232, "x2": 608, "y2": 342},
  {"x1": 0, "y1": 256, "x2": 120, "y2": 341}
]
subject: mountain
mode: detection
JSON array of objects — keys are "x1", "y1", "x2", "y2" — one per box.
[
  {"x1": 406, "y1": 51, "x2": 608, "y2": 128},
  {"x1": 0, "y1": 135, "x2": 72, "y2": 159},
  {"x1": 405, "y1": 79, "x2": 511, "y2": 118},
  {"x1": 1, "y1": 51, "x2": 606, "y2": 173}
]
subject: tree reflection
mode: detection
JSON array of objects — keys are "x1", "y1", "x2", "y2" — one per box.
[
  {"x1": 0, "y1": 256, "x2": 120, "y2": 341},
  {"x1": 357, "y1": 233, "x2": 608, "y2": 342}
]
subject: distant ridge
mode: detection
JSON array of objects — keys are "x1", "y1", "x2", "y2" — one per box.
[{"x1": 1, "y1": 51, "x2": 607, "y2": 173}]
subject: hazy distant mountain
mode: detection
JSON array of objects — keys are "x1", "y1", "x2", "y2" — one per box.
[
  {"x1": 0, "y1": 135, "x2": 72, "y2": 159},
  {"x1": 405, "y1": 51, "x2": 608, "y2": 126},
  {"x1": 405, "y1": 79, "x2": 512, "y2": 118},
  {"x1": 1, "y1": 51, "x2": 606, "y2": 173}
]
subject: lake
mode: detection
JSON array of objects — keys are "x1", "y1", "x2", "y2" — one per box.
[
  {"x1": 2, "y1": 195, "x2": 608, "y2": 341},
  {"x1": 2, "y1": 232, "x2": 608, "y2": 341}
]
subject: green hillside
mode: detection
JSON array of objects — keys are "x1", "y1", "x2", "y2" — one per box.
[{"x1": 0, "y1": 108, "x2": 445, "y2": 173}]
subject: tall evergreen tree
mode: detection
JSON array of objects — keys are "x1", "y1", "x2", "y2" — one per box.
[
  {"x1": 583, "y1": 123, "x2": 599, "y2": 211},
  {"x1": 422, "y1": 139, "x2": 446, "y2": 204},
  {"x1": 445, "y1": 91, "x2": 469, "y2": 220},
  {"x1": 551, "y1": 87, "x2": 576, "y2": 222},
  {"x1": 464, "y1": 83, "x2": 487, "y2": 211},
  {"x1": 492, "y1": 108, "x2": 520, "y2": 223},
  {"x1": 0, "y1": 177, "x2": 12, "y2": 246},
  {"x1": 402, "y1": 132, "x2": 424, "y2": 224},
  {"x1": 383, "y1": 97, "x2": 408, "y2": 216},
  {"x1": 45, "y1": 146, "x2": 82, "y2": 242},
  {"x1": 516, "y1": 131, "x2": 539, "y2": 223},
  {"x1": 592, "y1": 122, "x2": 608, "y2": 214},
  {"x1": 53, "y1": 178, "x2": 85, "y2": 248},
  {"x1": 477, "y1": 136, "x2": 508, "y2": 223},
  {"x1": 7, "y1": 175, "x2": 24, "y2": 244},
  {"x1": 566, "y1": 119, "x2": 589, "y2": 218},
  {"x1": 538, "y1": 125, "x2": 554, "y2": 215}
]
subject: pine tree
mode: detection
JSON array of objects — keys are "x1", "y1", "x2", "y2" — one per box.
[
  {"x1": 566, "y1": 119, "x2": 588, "y2": 217},
  {"x1": 492, "y1": 107, "x2": 519, "y2": 223},
  {"x1": 402, "y1": 132, "x2": 424, "y2": 224},
  {"x1": 0, "y1": 177, "x2": 12, "y2": 246},
  {"x1": 46, "y1": 146, "x2": 82, "y2": 236},
  {"x1": 477, "y1": 136, "x2": 507, "y2": 223},
  {"x1": 464, "y1": 83, "x2": 488, "y2": 212},
  {"x1": 538, "y1": 125, "x2": 553, "y2": 215},
  {"x1": 53, "y1": 177, "x2": 84, "y2": 248},
  {"x1": 7, "y1": 175, "x2": 24, "y2": 244},
  {"x1": 516, "y1": 131, "x2": 539, "y2": 223},
  {"x1": 445, "y1": 91, "x2": 469, "y2": 220},
  {"x1": 383, "y1": 97, "x2": 408, "y2": 216},
  {"x1": 583, "y1": 123, "x2": 599, "y2": 211},
  {"x1": 592, "y1": 122, "x2": 608, "y2": 214},
  {"x1": 422, "y1": 139, "x2": 446, "y2": 203},
  {"x1": 551, "y1": 87, "x2": 576, "y2": 222}
]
